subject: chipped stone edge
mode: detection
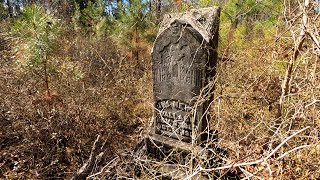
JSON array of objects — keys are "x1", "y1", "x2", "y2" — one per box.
[{"x1": 158, "y1": 7, "x2": 220, "y2": 43}]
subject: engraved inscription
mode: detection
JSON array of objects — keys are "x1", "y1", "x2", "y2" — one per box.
[{"x1": 155, "y1": 100, "x2": 193, "y2": 139}]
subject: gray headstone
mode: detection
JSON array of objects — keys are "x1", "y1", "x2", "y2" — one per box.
[{"x1": 151, "y1": 7, "x2": 220, "y2": 144}]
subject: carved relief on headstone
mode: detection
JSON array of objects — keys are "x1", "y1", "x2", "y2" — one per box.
[{"x1": 151, "y1": 7, "x2": 220, "y2": 144}]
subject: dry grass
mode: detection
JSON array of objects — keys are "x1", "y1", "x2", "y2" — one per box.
[
  {"x1": 208, "y1": 2, "x2": 320, "y2": 178},
  {"x1": 0, "y1": 24, "x2": 152, "y2": 179}
]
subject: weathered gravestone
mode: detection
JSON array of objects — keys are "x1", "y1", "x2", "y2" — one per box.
[
  {"x1": 132, "y1": 7, "x2": 222, "y2": 178},
  {"x1": 150, "y1": 7, "x2": 220, "y2": 147}
]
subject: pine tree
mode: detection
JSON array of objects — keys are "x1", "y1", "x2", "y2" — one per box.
[
  {"x1": 220, "y1": 0, "x2": 282, "y2": 55},
  {"x1": 10, "y1": 4, "x2": 60, "y2": 96},
  {"x1": 107, "y1": 0, "x2": 150, "y2": 61},
  {"x1": 75, "y1": 0, "x2": 107, "y2": 38}
]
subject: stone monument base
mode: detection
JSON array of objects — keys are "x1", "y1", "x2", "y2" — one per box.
[{"x1": 133, "y1": 133, "x2": 227, "y2": 179}]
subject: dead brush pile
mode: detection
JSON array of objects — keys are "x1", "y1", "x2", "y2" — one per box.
[
  {"x1": 210, "y1": 2, "x2": 320, "y2": 179},
  {"x1": 0, "y1": 24, "x2": 152, "y2": 178}
]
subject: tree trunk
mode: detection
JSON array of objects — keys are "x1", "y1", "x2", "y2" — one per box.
[
  {"x1": 135, "y1": 24, "x2": 139, "y2": 61},
  {"x1": 224, "y1": 19, "x2": 239, "y2": 58},
  {"x1": 156, "y1": 0, "x2": 161, "y2": 24},
  {"x1": 114, "y1": 0, "x2": 122, "y2": 19},
  {"x1": 7, "y1": 0, "x2": 16, "y2": 17},
  {"x1": 131, "y1": 23, "x2": 139, "y2": 61},
  {"x1": 279, "y1": 0, "x2": 309, "y2": 116}
]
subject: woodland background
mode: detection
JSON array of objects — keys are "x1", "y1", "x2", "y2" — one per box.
[{"x1": 0, "y1": 0, "x2": 319, "y2": 179}]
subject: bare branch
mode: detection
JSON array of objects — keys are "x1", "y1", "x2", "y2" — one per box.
[
  {"x1": 200, "y1": 126, "x2": 310, "y2": 172},
  {"x1": 71, "y1": 135, "x2": 101, "y2": 180}
]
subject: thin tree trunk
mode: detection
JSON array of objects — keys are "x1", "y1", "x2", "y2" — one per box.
[
  {"x1": 224, "y1": 19, "x2": 238, "y2": 58},
  {"x1": 279, "y1": 0, "x2": 309, "y2": 116},
  {"x1": 135, "y1": 24, "x2": 139, "y2": 61},
  {"x1": 115, "y1": 0, "x2": 122, "y2": 19},
  {"x1": 7, "y1": 0, "x2": 16, "y2": 17},
  {"x1": 131, "y1": 23, "x2": 139, "y2": 61},
  {"x1": 156, "y1": 0, "x2": 161, "y2": 24},
  {"x1": 43, "y1": 54, "x2": 50, "y2": 97}
]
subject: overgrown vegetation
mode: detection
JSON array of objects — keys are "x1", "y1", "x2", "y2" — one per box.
[{"x1": 0, "y1": 0, "x2": 319, "y2": 179}]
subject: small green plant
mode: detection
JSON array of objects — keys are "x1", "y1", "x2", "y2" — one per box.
[{"x1": 10, "y1": 4, "x2": 60, "y2": 96}]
